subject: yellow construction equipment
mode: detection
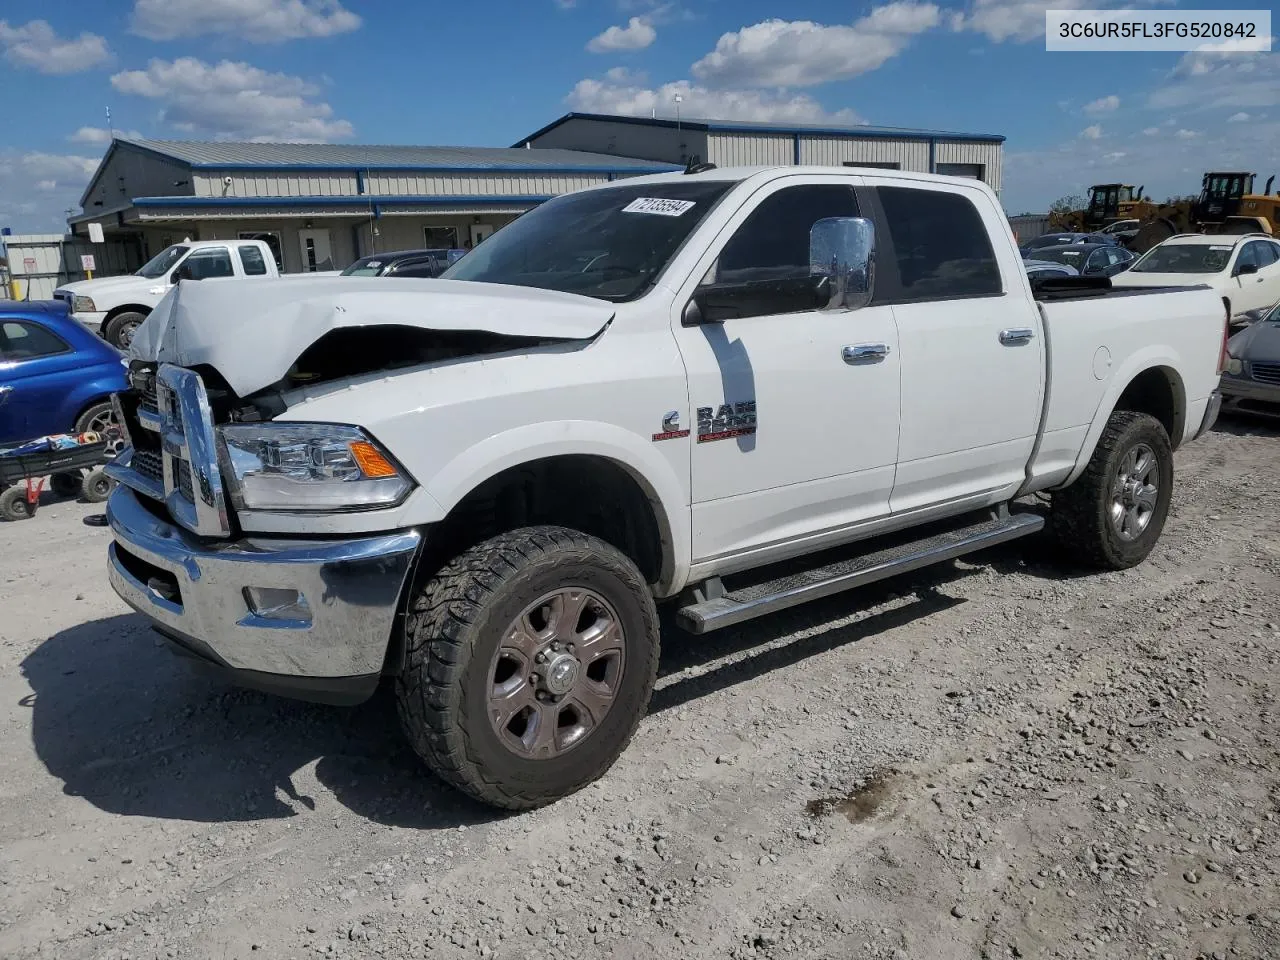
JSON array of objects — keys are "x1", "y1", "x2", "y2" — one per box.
[
  {"x1": 1048, "y1": 183, "x2": 1154, "y2": 233},
  {"x1": 1131, "y1": 172, "x2": 1276, "y2": 253}
]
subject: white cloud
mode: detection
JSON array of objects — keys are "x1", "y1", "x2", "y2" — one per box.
[
  {"x1": 1228, "y1": 111, "x2": 1250, "y2": 122},
  {"x1": 950, "y1": 0, "x2": 1171, "y2": 43},
  {"x1": 130, "y1": 0, "x2": 360, "y2": 43},
  {"x1": 35, "y1": 179, "x2": 57, "y2": 192},
  {"x1": 0, "y1": 19, "x2": 110, "y2": 74},
  {"x1": 69, "y1": 126, "x2": 144, "y2": 145},
  {"x1": 1080, "y1": 124, "x2": 1102, "y2": 139},
  {"x1": 1083, "y1": 94, "x2": 1120, "y2": 114},
  {"x1": 110, "y1": 58, "x2": 354, "y2": 142},
  {"x1": 587, "y1": 16, "x2": 657, "y2": 52},
  {"x1": 605, "y1": 66, "x2": 647, "y2": 83},
  {"x1": 0, "y1": 151, "x2": 100, "y2": 233},
  {"x1": 1174, "y1": 128, "x2": 1198, "y2": 139},
  {"x1": 1101, "y1": 151, "x2": 1126, "y2": 161},
  {"x1": 567, "y1": 76, "x2": 861, "y2": 124},
  {"x1": 691, "y1": 4, "x2": 939, "y2": 88},
  {"x1": 1142, "y1": 126, "x2": 1160, "y2": 135},
  {"x1": 1149, "y1": 50, "x2": 1280, "y2": 111}
]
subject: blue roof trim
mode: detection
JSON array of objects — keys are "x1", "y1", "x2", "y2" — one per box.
[
  {"x1": 133, "y1": 194, "x2": 557, "y2": 208},
  {"x1": 186, "y1": 162, "x2": 680, "y2": 174},
  {"x1": 517, "y1": 111, "x2": 1006, "y2": 146}
]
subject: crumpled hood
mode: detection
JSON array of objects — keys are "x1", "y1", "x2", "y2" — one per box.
[
  {"x1": 1228, "y1": 316, "x2": 1280, "y2": 364},
  {"x1": 129, "y1": 276, "x2": 615, "y2": 397},
  {"x1": 55, "y1": 274, "x2": 157, "y2": 298}
]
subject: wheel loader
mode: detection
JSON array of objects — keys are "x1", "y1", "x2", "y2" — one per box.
[
  {"x1": 1048, "y1": 183, "x2": 1154, "y2": 234},
  {"x1": 1130, "y1": 172, "x2": 1277, "y2": 253}
]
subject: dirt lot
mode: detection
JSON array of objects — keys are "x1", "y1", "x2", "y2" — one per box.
[{"x1": 1, "y1": 417, "x2": 1277, "y2": 960}]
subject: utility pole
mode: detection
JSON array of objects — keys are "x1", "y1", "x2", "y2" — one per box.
[{"x1": 673, "y1": 93, "x2": 683, "y2": 163}]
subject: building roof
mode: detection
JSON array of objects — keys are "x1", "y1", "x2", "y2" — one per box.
[
  {"x1": 516, "y1": 112, "x2": 1006, "y2": 146},
  {"x1": 115, "y1": 137, "x2": 679, "y2": 172}
]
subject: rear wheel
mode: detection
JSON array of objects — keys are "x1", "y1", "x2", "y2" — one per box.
[
  {"x1": 1050, "y1": 411, "x2": 1173, "y2": 570},
  {"x1": 0, "y1": 487, "x2": 34, "y2": 521},
  {"x1": 104, "y1": 311, "x2": 147, "y2": 349},
  {"x1": 396, "y1": 526, "x2": 659, "y2": 810}
]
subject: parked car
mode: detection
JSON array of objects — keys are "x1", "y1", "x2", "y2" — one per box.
[
  {"x1": 108, "y1": 166, "x2": 1226, "y2": 811},
  {"x1": 1111, "y1": 233, "x2": 1280, "y2": 327},
  {"x1": 53, "y1": 239, "x2": 283, "y2": 348},
  {"x1": 1020, "y1": 231, "x2": 1116, "y2": 257},
  {"x1": 1024, "y1": 260, "x2": 1080, "y2": 279},
  {"x1": 1098, "y1": 218, "x2": 1141, "y2": 244},
  {"x1": 0, "y1": 300, "x2": 127, "y2": 446},
  {"x1": 1025, "y1": 242, "x2": 1137, "y2": 278},
  {"x1": 1220, "y1": 298, "x2": 1280, "y2": 416},
  {"x1": 340, "y1": 248, "x2": 468, "y2": 279}
]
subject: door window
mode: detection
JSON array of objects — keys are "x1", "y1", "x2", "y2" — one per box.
[
  {"x1": 0, "y1": 321, "x2": 70, "y2": 361},
  {"x1": 1253, "y1": 242, "x2": 1279, "y2": 267},
  {"x1": 182, "y1": 247, "x2": 234, "y2": 279},
  {"x1": 875, "y1": 186, "x2": 1002, "y2": 301},
  {"x1": 238, "y1": 245, "x2": 269, "y2": 276},
  {"x1": 1236, "y1": 243, "x2": 1260, "y2": 271}
]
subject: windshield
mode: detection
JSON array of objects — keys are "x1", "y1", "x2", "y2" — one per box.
[
  {"x1": 135, "y1": 245, "x2": 189, "y2": 278},
  {"x1": 341, "y1": 256, "x2": 385, "y2": 277},
  {"x1": 1131, "y1": 243, "x2": 1233, "y2": 274},
  {"x1": 441, "y1": 180, "x2": 733, "y2": 301},
  {"x1": 1032, "y1": 247, "x2": 1087, "y2": 267}
]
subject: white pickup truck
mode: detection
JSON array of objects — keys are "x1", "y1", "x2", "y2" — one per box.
[
  {"x1": 104, "y1": 166, "x2": 1227, "y2": 810},
  {"x1": 54, "y1": 239, "x2": 281, "y2": 348}
]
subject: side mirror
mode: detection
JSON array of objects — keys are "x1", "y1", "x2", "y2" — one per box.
[
  {"x1": 809, "y1": 216, "x2": 875, "y2": 311},
  {"x1": 171, "y1": 263, "x2": 191, "y2": 283},
  {"x1": 1235, "y1": 262, "x2": 1259, "y2": 277}
]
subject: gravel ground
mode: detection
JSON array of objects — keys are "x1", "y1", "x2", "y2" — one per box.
[{"x1": 1, "y1": 417, "x2": 1277, "y2": 960}]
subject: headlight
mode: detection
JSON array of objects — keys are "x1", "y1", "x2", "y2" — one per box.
[
  {"x1": 73, "y1": 295, "x2": 96, "y2": 312},
  {"x1": 216, "y1": 423, "x2": 412, "y2": 512}
]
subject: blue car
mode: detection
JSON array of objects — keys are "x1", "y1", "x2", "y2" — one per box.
[{"x1": 0, "y1": 300, "x2": 128, "y2": 446}]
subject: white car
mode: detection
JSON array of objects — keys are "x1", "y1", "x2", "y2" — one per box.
[
  {"x1": 1111, "y1": 233, "x2": 1280, "y2": 326},
  {"x1": 107, "y1": 165, "x2": 1226, "y2": 810}
]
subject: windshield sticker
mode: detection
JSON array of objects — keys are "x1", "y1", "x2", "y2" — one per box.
[
  {"x1": 623, "y1": 197, "x2": 697, "y2": 217},
  {"x1": 367, "y1": 261, "x2": 382, "y2": 268}
]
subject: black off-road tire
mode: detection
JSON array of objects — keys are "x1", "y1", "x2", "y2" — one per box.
[
  {"x1": 1050, "y1": 411, "x2": 1173, "y2": 570},
  {"x1": 396, "y1": 526, "x2": 660, "y2": 810},
  {"x1": 104, "y1": 311, "x2": 147, "y2": 349},
  {"x1": 0, "y1": 487, "x2": 34, "y2": 521}
]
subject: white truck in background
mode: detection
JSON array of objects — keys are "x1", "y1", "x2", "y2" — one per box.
[
  {"x1": 105, "y1": 165, "x2": 1227, "y2": 811},
  {"x1": 54, "y1": 239, "x2": 284, "y2": 348}
]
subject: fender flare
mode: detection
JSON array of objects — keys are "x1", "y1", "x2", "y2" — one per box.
[
  {"x1": 1059, "y1": 348, "x2": 1187, "y2": 489},
  {"x1": 423, "y1": 420, "x2": 691, "y2": 595}
]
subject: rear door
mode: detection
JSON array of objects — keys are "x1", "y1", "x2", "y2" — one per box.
[
  {"x1": 1233, "y1": 240, "x2": 1280, "y2": 315},
  {"x1": 868, "y1": 180, "x2": 1045, "y2": 513},
  {"x1": 0, "y1": 318, "x2": 79, "y2": 443}
]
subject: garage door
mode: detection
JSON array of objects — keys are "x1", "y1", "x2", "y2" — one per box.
[{"x1": 936, "y1": 163, "x2": 984, "y2": 179}]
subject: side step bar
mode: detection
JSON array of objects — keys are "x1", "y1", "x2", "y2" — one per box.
[{"x1": 676, "y1": 511, "x2": 1045, "y2": 634}]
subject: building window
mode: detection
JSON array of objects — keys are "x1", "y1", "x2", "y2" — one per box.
[
  {"x1": 936, "y1": 163, "x2": 985, "y2": 180},
  {"x1": 843, "y1": 161, "x2": 901, "y2": 169},
  {"x1": 424, "y1": 226, "x2": 459, "y2": 248}
]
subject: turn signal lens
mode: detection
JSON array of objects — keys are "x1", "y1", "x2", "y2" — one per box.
[{"x1": 349, "y1": 440, "x2": 398, "y2": 478}]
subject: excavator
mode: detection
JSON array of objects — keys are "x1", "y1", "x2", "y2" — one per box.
[{"x1": 1130, "y1": 172, "x2": 1278, "y2": 253}]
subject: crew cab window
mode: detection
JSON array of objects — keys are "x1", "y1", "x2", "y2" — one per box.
[
  {"x1": 182, "y1": 248, "x2": 234, "y2": 280},
  {"x1": 875, "y1": 186, "x2": 1002, "y2": 301},
  {"x1": 239, "y1": 245, "x2": 268, "y2": 276},
  {"x1": 0, "y1": 320, "x2": 69, "y2": 361},
  {"x1": 697, "y1": 184, "x2": 859, "y2": 320}
]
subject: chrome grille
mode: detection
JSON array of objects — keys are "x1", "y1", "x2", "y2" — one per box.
[
  {"x1": 106, "y1": 364, "x2": 231, "y2": 538},
  {"x1": 1250, "y1": 361, "x2": 1280, "y2": 385}
]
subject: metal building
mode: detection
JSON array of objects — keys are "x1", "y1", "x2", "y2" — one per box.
[
  {"x1": 69, "y1": 139, "x2": 678, "y2": 273},
  {"x1": 515, "y1": 113, "x2": 1005, "y2": 194}
]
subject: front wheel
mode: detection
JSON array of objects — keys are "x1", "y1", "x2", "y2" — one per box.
[
  {"x1": 1050, "y1": 411, "x2": 1174, "y2": 570},
  {"x1": 396, "y1": 526, "x2": 659, "y2": 810},
  {"x1": 104, "y1": 311, "x2": 147, "y2": 349}
]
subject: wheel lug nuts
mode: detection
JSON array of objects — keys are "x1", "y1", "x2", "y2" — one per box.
[{"x1": 535, "y1": 652, "x2": 547, "y2": 664}]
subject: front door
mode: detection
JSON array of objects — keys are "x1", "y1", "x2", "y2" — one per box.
[
  {"x1": 673, "y1": 178, "x2": 902, "y2": 566},
  {"x1": 298, "y1": 229, "x2": 333, "y2": 272},
  {"x1": 470, "y1": 223, "x2": 494, "y2": 248},
  {"x1": 872, "y1": 181, "x2": 1045, "y2": 513},
  {"x1": 0, "y1": 318, "x2": 78, "y2": 444},
  {"x1": 1232, "y1": 239, "x2": 1280, "y2": 315}
]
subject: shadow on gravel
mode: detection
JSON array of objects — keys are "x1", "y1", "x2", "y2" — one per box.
[
  {"x1": 1213, "y1": 412, "x2": 1280, "y2": 438},
  {"x1": 20, "y1": 614, "x2": 501, "y2": 830}
]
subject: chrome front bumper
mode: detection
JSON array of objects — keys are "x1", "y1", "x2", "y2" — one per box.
[{"x1": 106, "y1": 485, "x2": 421, "y2": 700}]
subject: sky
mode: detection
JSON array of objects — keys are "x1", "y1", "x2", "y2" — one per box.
[{"x1": 0, "y1": 0, "x2": 1275, "y2": 232}]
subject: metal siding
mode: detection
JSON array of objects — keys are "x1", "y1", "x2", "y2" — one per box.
[
  {"x1": 935, "y1": 142, "x2": 1002, "y2": 194},
  {"x1": 797, "y1": 137, "x2": 930, "y2": 171},
  {"x1": 84, "y1": 145, "x2": 193, "y2": 207},
  {"x1": 361, "y1": 172, "x2": 613, "y2": 196},
  {"x1": 525, "y1": 117, "x2": 708, "y2": 165},
  {"x1": 706, "y1": 132, "x2": 793, "y2": 167}
]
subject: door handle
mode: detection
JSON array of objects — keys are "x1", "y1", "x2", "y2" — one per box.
[
  {"x1": 842, "y1": 343, "x2": 890, "y2": 364},
  {"x1": 999, "y1": 328, "x2": 1036, "y2": 346}
]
